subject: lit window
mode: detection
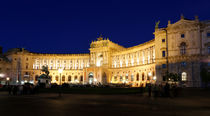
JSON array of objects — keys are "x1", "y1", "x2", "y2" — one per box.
[
  {"x1": 181, "y1": 34, "x2": 185, "y2": 38},
  {"x1": 180, "y1": 42, "x2": 186, "y2": 55},
  {"x1": 162, "y1": 39, "x2": 165, "y2": 43},
  {"x1": 114, "y1": 76, "x2": 117, "y2": 81},
  {"x1": 162, "y1": 51, "x2": 166, "y2": 57},
  {"x1": 131, "y1": 75, "x2": 134, "y2": 81},
  {"x1": 126, "y1": 75, "x2": 128, "y2": 81},
  {"x1": 120, "y1": 76, "x2": 123, "y2": 82},
  {"x1": 182, "y1": 72, "x2": 187, "y2": 81}
]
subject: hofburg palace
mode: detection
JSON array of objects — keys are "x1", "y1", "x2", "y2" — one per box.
[{"x1": 0, "y1": 15, "x2": 210, "y2": 87}]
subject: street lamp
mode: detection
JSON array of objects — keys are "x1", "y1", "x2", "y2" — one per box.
[
  {"x1": 6, "y1": 77, "x2": 10, "y2": 85},
  {"x1": 0, "y1": 74, "x2": 5, "y2": 78},
  {"x1": 58, "y1": 68, "x2": 63, "y2": 97}
]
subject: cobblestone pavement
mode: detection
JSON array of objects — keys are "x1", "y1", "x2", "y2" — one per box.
[{"x1": 0, "y1": 90, "x2": 210, "y2": 116}]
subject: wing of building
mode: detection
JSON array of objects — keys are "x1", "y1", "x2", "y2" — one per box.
[{"x1": 0, "y1": 16, "x2": 210, "y2": 87}]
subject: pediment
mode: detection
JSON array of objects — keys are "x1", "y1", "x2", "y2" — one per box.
[{"x1": 167, "y1": 19, "x2": 199, "y2": 31}]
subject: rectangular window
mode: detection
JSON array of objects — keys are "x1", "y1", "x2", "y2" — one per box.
[
  {"x1": 181, "y1": 34, "x2": 185, "y2": 38},
  {"x1": 162, "y1": 39, "x2": 165, "y2": 43},
  {"x1": 162, "y1": 51, "x2": 166, "y2": 57},
  {"x1": 207, "y1": 33, "x2": 210, "y2": 37},
  {"x1": 162, "y1": 64, "x2": 166, "y2": 68}
]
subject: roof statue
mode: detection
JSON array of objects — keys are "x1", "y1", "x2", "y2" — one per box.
[
  {"x1": 155, "y1": 20, "x2": 160, "y2": 29},
  {"x1": 195, "y1": 15, "x2": 199, "y2": 21},
  {"x1": 181, "y1": 14, "x2": 184, "y2": 19},
  {"x1": 97, "y1": 34, "x2": 103, "y2": 41},
  {"x1": 168, "y1": 20, "x2": 171, "y2": 25}
]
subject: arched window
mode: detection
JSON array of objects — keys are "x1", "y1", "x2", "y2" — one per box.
[
  {"x1": 68, "y1": 76, "x2": 71, "y2": 82},
  {"x1": 35, "y1": 75, "x2": 39, "y2": 81},
  {"x1": 130, "y1": 74, "x2": 134, "y2": 81},
  {"x1": 55, "y1": 76, "x2": 59, "y2": 81},
  {"x1": 62, "y1": 75, "x2": 65, "y2": 81},
  {"x1": 74, "y1": 76, "x2": 78, "y2": 81},
  {"x1": 136, "y1": 73, "x2": 139, "y2": 81},
  {"x1": 80, "y1": 76, "x2": 83, "y2": 82},
  {"x1": 180, "y1": 42, "x2": 187, "y2": 55},
  {"x1": 120, "y1": 76, "x2": 123, "y2": 82},
  {"x1": 182, "y1": 72, "x2": 187, "y2": 81},
  {"x1": 114, "y1": 76, "x2": 117, "y2": 81},
  {"x1": 142, "y1": 73, "x2": 145, "y2": 81}
]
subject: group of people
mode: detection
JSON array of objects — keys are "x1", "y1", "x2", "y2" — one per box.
[
  {"x1": 141, "y1": 83, "x2": 180, "y2": 98},
  {"x1": 7, "y1": 84, "x2": 39, "y2": 96}
]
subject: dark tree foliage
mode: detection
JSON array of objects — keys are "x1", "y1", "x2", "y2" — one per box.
[
  {"x1": 164, "y1": 72, "x2": 181, "y2": 82},
  {"x1": 200, "y1": 68, "x2": 210, "y2": 87}
]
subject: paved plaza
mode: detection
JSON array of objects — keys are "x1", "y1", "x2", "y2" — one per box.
[{"x1": 0, "y1": 89, "x2": 210, "y2": 116}]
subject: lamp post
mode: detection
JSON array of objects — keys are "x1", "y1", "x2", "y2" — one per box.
[
  {"x1": 6, "y1": 77, "x2": 10, "y2": 86},
  {"x1": 58, "y1": 68, "x2": 63, "y2": 97}
]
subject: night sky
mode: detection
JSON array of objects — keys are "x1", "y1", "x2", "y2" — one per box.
[{"x1": 0, "y1": 0, "x2": 210, "y2": 54}]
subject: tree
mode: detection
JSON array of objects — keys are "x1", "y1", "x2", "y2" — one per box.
[{"x1": 164, "y1": 72, "x2": 181, "y2": 82}]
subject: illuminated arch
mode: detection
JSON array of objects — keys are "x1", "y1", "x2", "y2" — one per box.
[
  {"x1": 182, "y1": 72, "x2": 187, "y2": 81},
  {"x1": 136, "y1": 73, "x2": 139, "y2": 81}
]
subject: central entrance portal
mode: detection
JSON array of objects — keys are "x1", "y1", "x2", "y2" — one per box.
[{"x1": 88, "y1": 72, "x2": 94, "y2": 84}]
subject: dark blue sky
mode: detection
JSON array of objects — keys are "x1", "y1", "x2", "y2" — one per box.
[{"x1": 0, "y1": 0, "x2": 210, "y2": 53}]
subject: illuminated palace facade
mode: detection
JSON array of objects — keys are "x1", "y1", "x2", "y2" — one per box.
[{"x1": 1, "y1": 16, "x2": 210, "y2": 87}]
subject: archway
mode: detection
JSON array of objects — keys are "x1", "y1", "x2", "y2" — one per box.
[
  {"x1": 68, "y1": 76, "x2": 71, "y2": 82},
  {"x1": 182, "y1": 72, "x2": 187, "y2": 81},
  {"x1": 136, "y1": 73, "x2": 139, "y2": 81},
  {"x1": 102, "y1": 72, "x2": 107, "y2": 84},
  {"x1": 80, "y1": 76, "x2": 83, "y2": 82},
  {"x1": 88, "y1": 72, "x2": 94, "y2": 84}
]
